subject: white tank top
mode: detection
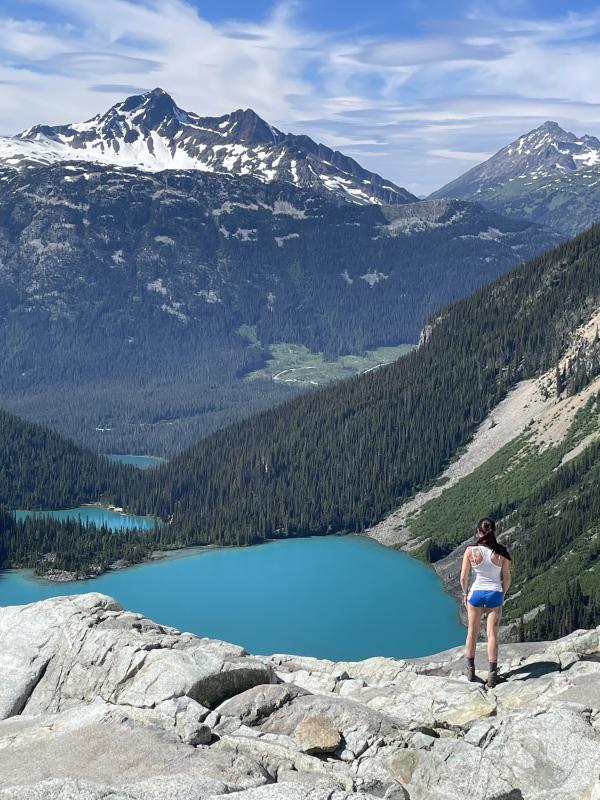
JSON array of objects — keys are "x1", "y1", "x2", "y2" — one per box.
[{"x1": 470, "y1": 546, "x2": 503, "y2": 592}]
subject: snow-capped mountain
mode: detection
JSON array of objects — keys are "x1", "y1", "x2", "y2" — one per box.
[
  {"x1": 0, "y1": 87, "x2": 416, "y2": 206},
  {"x1": 430, "y1": 121, "x2": 600, "y2": 235}
]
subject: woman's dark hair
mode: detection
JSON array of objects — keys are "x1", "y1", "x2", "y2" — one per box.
[{"x1": 475, "y1": 517, "x2": 511, "y2": 561}]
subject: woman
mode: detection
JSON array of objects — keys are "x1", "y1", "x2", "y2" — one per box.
[{"x1": 460, "y1": 517, "x2": 511, "y2": 688}]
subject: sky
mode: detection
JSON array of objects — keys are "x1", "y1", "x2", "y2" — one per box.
[{"x1": 2, "y1": 0, "x2": 600, "y2": 194}]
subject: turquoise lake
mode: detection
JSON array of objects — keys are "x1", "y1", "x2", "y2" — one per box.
[
  {"x1": 13, "y1": 506, "x2": 158, "y2": 531},
  {"x1": 0, "y1": 535, "x2": 464, "y2": 661},
  {"x1": 106, "y1": 454, "x2": 166, "y2": 469}
]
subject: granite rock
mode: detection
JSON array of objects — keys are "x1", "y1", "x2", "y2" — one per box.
[
  {"x1": 1, "y1": 595, "x2": 599, "y2": 800},
  {"x1": 0, "y1": 593, "x2": 276, "y2": 720}
]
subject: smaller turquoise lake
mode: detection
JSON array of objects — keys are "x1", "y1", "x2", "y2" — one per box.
[
  {"x1": 106, "y1": 454, "x2": 166, "y2": 469},
  {"x1": 0, "y1": 536, "x2": 464, "y2": 661},
  {"x1": 13, "y1": 506, "x2": 158, "y2": 531}
]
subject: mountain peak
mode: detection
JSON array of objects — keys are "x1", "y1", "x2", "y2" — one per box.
[
  {"x1": 119, "y1": 87, "x2": 172, "y2": 108},
  {"x1": 6, "y1": 88, "x2": 416, "y2": 205},
  {"x1": 111, "y1": 87, "x2": 183, "y2": 127},
  {"x1": 223, "y1": 107, "x2": 282, "y2": 144},
  {"x1": 231, "y1": 107, "x2": 263, "y2": 120},
  {"x1": 538, "y1": 120, "x2": 569, "y2": 135},
  {"x1": 429, "y1": 118, "x2": 600, "y2": 234}
]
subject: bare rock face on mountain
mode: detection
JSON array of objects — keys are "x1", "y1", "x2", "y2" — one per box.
[
  {"x1": 1, "y1": 87, "x2": 416, "y2": 207},
  {"x1": 0, "y1": 594, "x2": 599, "y2": 800}
]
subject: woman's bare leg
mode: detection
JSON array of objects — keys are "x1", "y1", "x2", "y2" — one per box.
[
  {"x1": 486, "y1": 606, "x2": 503, "y2": 663},
  {"x1": 465, "y1": 604, "x2": 484, "y2": 658}
]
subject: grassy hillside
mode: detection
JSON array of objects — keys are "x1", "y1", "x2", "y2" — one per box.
[
  {"x1": 409, "y1": 397, "x2": 600, "y2": 559},
  {"x1": 246, "y1": 342, "x2": 415, "y2": 386},
  {"x1": 403, "y1": 390, "x2": 600, "y2": 633}
]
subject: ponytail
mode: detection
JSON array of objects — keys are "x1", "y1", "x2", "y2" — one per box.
[{"x1": 475, "y1": 517, "x2": 511, "y2": 561}]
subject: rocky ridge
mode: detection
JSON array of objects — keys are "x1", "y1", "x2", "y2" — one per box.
[
  {"x1": 1, "y1": 88, "x2": 416, "y2": 207},
  {"x1": 430, "y1": 121, "x2": 600, "y2": 236},
  {"x1": 1, "y1": 593, "x2": 599, "y2": 799}
]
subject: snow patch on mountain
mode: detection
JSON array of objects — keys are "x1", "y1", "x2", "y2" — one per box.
[
  {"x1": 147, "y1": 279, "x2": 167, "y2": 295},
  {"x1": 274, "y1": 233, "x2": 300, "y2": 247},
  {"x1": 1, "y1": 88, "x2": 416, "y2": 208},
  {"x1": 360, "y1": 271, "x2": 389, "y2": 286},
  {"x1": 432, "y1": 120, "x2": 600, "y2": 199},
  {"x1": 272, "y1": 200, "x2": 307, "y2": 218}
]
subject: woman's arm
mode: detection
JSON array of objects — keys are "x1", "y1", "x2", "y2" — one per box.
[
  {"x1": 502, "y1": 558, "x2": 512, "y2": 598},
  {"x1": 460, "y1": 548, "x2": 471, "y2": 607}
]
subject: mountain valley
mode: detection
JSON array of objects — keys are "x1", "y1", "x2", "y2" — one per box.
[
  {"x1": 3, "y1": 6, "x2": 600, "y2": 800},
  {"x1": 1, "y1": 91, "x2": 600, "y2": 649},
  {"x1": 2, "y1": 224, "x2": 600, "y2": 642}
]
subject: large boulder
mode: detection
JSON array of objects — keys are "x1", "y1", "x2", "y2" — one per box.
[
  {"x1": 294, "y1": 716, "x2": 342, "y2": 754},
  {"x1": 215, "y1": 683, "x2": 310, "y2": 725},
  {"x1": 0, "y1": 594, "x2": 276, "y2": 719}
]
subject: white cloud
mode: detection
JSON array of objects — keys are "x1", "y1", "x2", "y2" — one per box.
[
  {"x1": 0, "y1": 0, "x2": 315, "y2": 132},
  {"x1": 348, "y1": 37, "x2": 508, "y2": 67},
  {"x1": 39, "y1": 52, "x2": 162, "y2": 76},
  {"x1": 428, "y1": 148, "x2": 494, "y2": 162}
]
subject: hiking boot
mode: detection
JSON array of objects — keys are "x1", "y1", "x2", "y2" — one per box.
[
  {"x1": 463, "y1": 664, "x2": 476, "y2": 682},
  {"x1": 487, "y1": 670, "x2": 498, "y2": 689}
]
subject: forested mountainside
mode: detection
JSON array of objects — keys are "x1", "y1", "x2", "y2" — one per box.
[
  {"x1": 0, "y1": 409, "x2": 128, "y2": 509},
  {"x1": 375, "y1": 316, "x2": 600, "y2": 642},
  {"x1": 431, "y1": 121, "x2": 600, "y2": 236},
  {"x1": 0, "y1": 161, "x2": 558, "y2": 454},
  {"x1": 128, "y1": 224, "x2": 600, "y2": 536},
  {"x1": 427, "y1": 407, "x2": 600, "y2": 641}
]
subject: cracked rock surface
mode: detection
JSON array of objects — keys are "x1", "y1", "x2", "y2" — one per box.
[{"x1": 0, "y1": 593, "x2": 599, "y2": 800}]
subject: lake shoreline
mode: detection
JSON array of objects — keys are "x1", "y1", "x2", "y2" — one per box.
[
  {"x1": 6, "y1": 503, "x2": 465, "y2": 632},
  {"x1": 0, "y1": 535, "x2": 465, "y2": 661},
  {"x1": 16, "y1": 543, "x2": 223, "y2": 584},
  {"x1": 12, "y1": 532, "x2": 348, "y2": 583},
  {"x1": 105, "y1": 453, "x2": 167, "y2": 469},
  {"x1": 3, "y1": 530, "x2": 463, "y2": 628}
]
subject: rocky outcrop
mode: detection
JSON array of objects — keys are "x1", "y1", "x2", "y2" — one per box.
[
  {"x1": 0, "y1": 594, "x2": 599, "y2": 800},
  {"x1": 0, "y1": 593, "x2": 275, "y2": 718}
]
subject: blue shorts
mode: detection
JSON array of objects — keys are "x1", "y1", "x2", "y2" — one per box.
[{"x1": 468, "y1": 590, "x2": 503, "y2": 608}]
